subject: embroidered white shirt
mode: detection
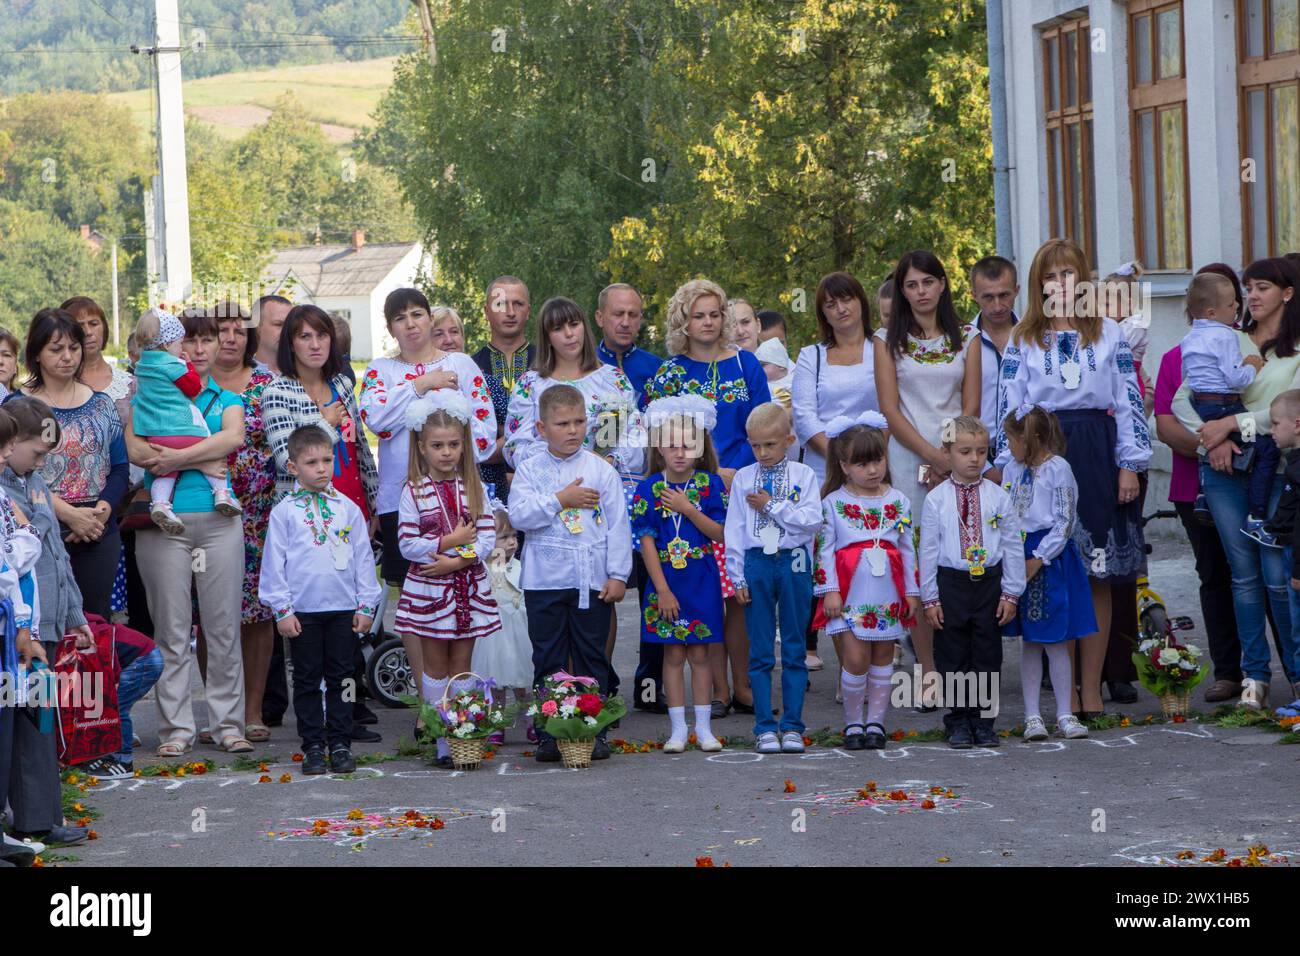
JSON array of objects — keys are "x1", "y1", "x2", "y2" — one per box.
[
  {"x1": 723, "y1": 459, "x2": 822, "y2": 588},
  {"x1": 919, "y1": 477, "x2": 1025, "y2": 606},
  {"x1": 259, "y1": 482, "x2": 383, "y2": 620},
  {"x1": 1001, "y1": 455, "x2": 1078, "y2": 564},
  {"x1": 507, "y1": 447, "x2": 632, "y2": 606}
]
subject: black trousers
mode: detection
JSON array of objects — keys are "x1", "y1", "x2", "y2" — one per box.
[
  {"x1": 527, "y1": 588, "x2": 612, "y2": 741},
  {"x1": 933, "y1": 566, "x2": 1003, "y2": 733},
  {"x1": 8, "y1": 639, "x2": 62, "y2": 833},
  {"x1": 122, "y1": 529, "x2": 154, "y2": 637},
  {"x1": 288, "y1": 611, "x2": 357, "y2": 751},
  {"x1": 64, "y1": 526, "x2": 122, "y2": 620},
  {"x1": 1175, "y1": 500, "x2": 1243, "y2": 682},
  {"x1": 627, "y1": 554, "x2": 664, "y2": 707},
  {"x1": 263, "y1": 633, "x2": 289, "y2": 723}
]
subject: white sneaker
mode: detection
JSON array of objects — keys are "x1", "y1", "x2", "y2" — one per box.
[
  {"x1": 805, "y1": 653, "x2": 823, "y2": 671},
  {"x1": 755, "y1": 732, "x2": 781, "y2": 754},
  {"x1": 663, "y1": 735, "x2": 687, "y2": 754},
  {"x1": 696, "y1": 732, "x2": 723, "y2": 752},
  {"x1": 1241, "y1": 678, "x2": 1269, "y2": 711},
  {"x1": 149, "y1": 501, "x2": 186, "y2": 535},
  {"x1": 1057, "y1": 714, "x2": 1089, "y2": 739},
  {"x1": 780, "y1": 731, "x2": 806, "y2": 753},
  {"x1": 213, "y1": 489, "x2": 243, "y2": 516},
  {"x1": 1022, "y1": 715, "x2": 1048, "y2": 741}
]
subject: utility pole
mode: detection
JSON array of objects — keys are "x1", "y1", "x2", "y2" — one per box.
[{"x1": 133, "y1": 0, "x2": 193, "y2": 307}]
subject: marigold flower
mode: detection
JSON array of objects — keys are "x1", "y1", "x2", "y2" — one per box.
[
  {"x1": 888, "y1": 790, "x2": 908, "y2": 801},
  {"x1": 889, "y1": 730, "x2": 905, "y2": 741},
  {"x1": 783, "y1": 779, "x2": 796, "y2": 793},
  {"x1": 279, "y1": 773, "x2": 292, "y2": 783},
  {"x1": 432, "y1": 818, "x2": 445, "y2": 830},
  {"x1": 921, "y1": 799, "x2": 936, "y2": 809},
  {"x1": 87, "y1": 830, "x2": 98, "y2": 840},
  {"x1": 258, "y1": 762, "x2": 269, "y2": 773},
  {"x1": 347, "y1": 809, "x2": 364, "y2": 820},
  {"x1": 695, "y1": 856, "x2": 715, "y2": 867},
  {"x1": 291, "y1": 753, "x2": 304, "y2": 762},
  {"x1": 258, "y1": 775, "x2": 272, "y2": 783},
  {"x1": 351, "y1": 827, "x2": 365, "y2": 837}
]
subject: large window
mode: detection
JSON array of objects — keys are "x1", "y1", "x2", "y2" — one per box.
[
  {"x1": 1042, "y1": 15, "x2": 1098, "y2": 267},
  {"x1": 1129, "y1": 1, "x2": 1189, "y2": 270},
  {"x1": 1239, "y1": 0, "x2": 1300, "y2": 260}
]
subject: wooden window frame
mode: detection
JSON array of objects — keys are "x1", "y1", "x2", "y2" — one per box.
[
  {"x1": 1238, "y1": 0, "x2": 1300, "y2": 261},
  {"x1": 1042, "y1": 14, "x2": 1097, "y2": 267},
  {"x1": 1129, "y1": 0, "x2": 1191, "y2": 271}
]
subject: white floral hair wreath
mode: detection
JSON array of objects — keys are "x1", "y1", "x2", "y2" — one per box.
[
  {"x1": 645, "y1": 394, "x2": 718, "y2": 431},
  {"x1": 405, "y1": 389, "x2": 471, "y2": 431},
  {"x1": 824, "y1": 409, "x2": 888, "y2": 439}
]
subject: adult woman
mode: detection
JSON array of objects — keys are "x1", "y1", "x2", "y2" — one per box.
[
  {"x1": 10, "y1": 310, "x2": 129, "y2": 619},
  {"x1": 995, "y1": 238, "x2": 1149, "y2": 718},
  {"x1": 1173, "y1": 257, "x2": 1300, "y2": 711},
  {"x1": 125, "y1": 308, "x2": 248, "y2": 756},
  {"x1": 874, "y1": 251, "x2": 980, "y2": 704},
  {"x1": 730, "y1": 299, "x2": 760, "y2": 352},
  {"x1": 210, "y1": 305, "x2": 279, "y2": 742},
  {"x1": 646, "y1": 279, "x2": 772, "y2": 715},
  {"x1": 431, "y1": 305, "x2": 466, "y2": 354}
]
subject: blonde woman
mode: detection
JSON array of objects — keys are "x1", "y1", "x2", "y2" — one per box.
[
  {"x1": 430, "y1": 305, "x2": 466, "y2": 354},
  {"x1": 645, "y1": 279, "x2": 772, "y2": 719}
]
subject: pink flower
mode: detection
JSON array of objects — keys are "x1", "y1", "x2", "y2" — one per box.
[
  {"x1": 563, "y1": 695, "x2": 580, "y2": 709},
  {"x1": 540, "y1": 700, "x2": 558, "y2": 717}
]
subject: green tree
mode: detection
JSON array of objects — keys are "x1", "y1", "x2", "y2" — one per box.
[{"x1": 0, "y1": 199, "x2": 111, "y2": 327}]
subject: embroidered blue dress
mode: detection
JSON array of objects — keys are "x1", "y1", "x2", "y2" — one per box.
[
  {"x1": 644, "y1": 351, "x2": 772, "y2": 469},
  {"x1": 630, "y1": 471, "x2": 726, "y2": 645}
]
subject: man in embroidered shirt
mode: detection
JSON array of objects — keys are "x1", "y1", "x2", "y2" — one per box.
[
  {"x1": 920, "y1": 416, "x2": 1025, "y2": 749},
  {"x1": 724, "y1": 403, "x2": 823, "y2": 755},
  {"x1": 971, "y1": 255, "x2": 1020, "y2": 448},
  {"x1": 472, "y1": 276, "x2": 535, "y2": 498},
  {"x1": 507, "y1": 385, "x2": 632, "y2": 763},
  {"x1": 259, "y1": 426, "x2": 383, "y2": 776}
]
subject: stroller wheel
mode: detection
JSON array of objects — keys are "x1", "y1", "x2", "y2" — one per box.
[{"x1": 366, "y1": 637, "x2": 416, "y2": 708}]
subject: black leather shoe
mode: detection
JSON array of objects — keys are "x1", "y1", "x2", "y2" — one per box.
[
  {"x1": 863, "y1": 722, "x2": 887, "y2": 750},
  {"x1": 1107, "y1": 681, "x2": 1138, "y2": 704},
  {"x1": 351, "y1": 726, "x2": 382, "y2": 743},
  {"x1": 842, "y1": 723, "x2": 867, "y2": 750},
  {"x1": 433, "y1": 755, "x2": 455, "y2": 770},
  {"x1": 0, "y1": 840, "x2": 35, "y2": 866},
  {"x1": 709, "y1": 699, "x2": 729, "y2": 720},
  {"x1": 535, "y1": 739, "x2": 561, "y2": 762},
  {"x1": 591, "y1": 738, "x2": 612, "y2": 760},
  {"x1": 302, "y1": 747, "x2": 328, "y2": 775},
  {"x1": 329, "y1": 746, "x2": 357, "y2": 773},
  {"x1": 634, "y1": 700, "x2": 668, "y2": 714},
  {"x1": 25, "y1": 826, "x2": 88, "y2": 847},
  {"x1": 730, "y1": 698, "x2": 756, "y2": 715},
  {"x1": 947, "y1": 725, "x2": 974, "y2": 749},
  {"x1": 973, "y1": 724, "x2": 1000, "y2": 747},
  {"x1": 353, "y1": 704, "x2": 379, "y2": 725}
]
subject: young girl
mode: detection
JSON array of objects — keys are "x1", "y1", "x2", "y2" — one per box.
[
  {"x1": 1104, "y1": 261, "x2": 1153, "y2": 413},
  {"x1": 469, "y1": 508, "x2": 534, "y2": 745},
  {"x1": 397, "y1": 390, "x2": 501, "y2": 769},
  {"x1": 812, "y1": 412, "x2": 920, "y2": 750},
  {"x1": 630, "y1": 396, "x2": 728, "y2": 752},
  {"x1": 131, "y1": 308, "x2": 241, "y2": 533},
  {"x1": 1001, "y1": 404, "x2": 1097, "y2": 740}
]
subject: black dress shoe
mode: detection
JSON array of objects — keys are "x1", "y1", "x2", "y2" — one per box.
[
  {"x1": 729, "y1": 698, "x2": 756, "y2": 715},
  {"x1": 591, "y1": 738, "x2": 612, "y2": 760},
  {"x1": 0, "y1": 840, "x2": 35, "y2": 866},
  {"x1": 634, "y1": 700, "x2": 668, "y2": 715},
  {"x1": 329, "y1": 746, "x2": 357, "y2": 774},
  {"x1": 353, "y1": 704, "x2": 379, "y2": 725},
  {"x1": 863, "y1": 722, "x2": 887, "y2": 750},
  {"x1": 1075, "y1": 710, "x2": 1104, "y2": 721},
  {"x1": 433, "y1": 755, "x2": 455, "y2": 770},
  {"x1": 535, "y1": 739, "x2": 561, "y2": 762},
  {"x1": 973, "y1": 724, "x2": 1000, "y2": 748},
  {"x1": 842, "y1": 723, "x2": 867, "y2": 750},
  {"x1": 24, "y1": 826, "x2": 88, "y2": 847},
  {"x1": 302, "y1": 747, "x2": 328, "y2": 775},
  {"x1": 947, "y1": 724, "x2": 974, "y2": 749},
  {"x1": 1107, "y1": 681, "x2": 1138, "y2": 704},
  {"x1": 351, "y1": 726, "x2": 382, "y2": 743}
]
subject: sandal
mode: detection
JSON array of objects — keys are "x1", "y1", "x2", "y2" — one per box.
[
  {"x1": 218, "y1": 737, "x2": 254, "y2": 754},
  {"x1": 156, "y1": 739, "x2": 190, "y2": 758},
  {"x1": 245, "y1": 723, "x2": 271, "y2": 743}
]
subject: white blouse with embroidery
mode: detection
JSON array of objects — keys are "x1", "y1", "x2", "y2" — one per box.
[{"x1": 1001, "y1": 455, "x2": 1078, "y2": 564}]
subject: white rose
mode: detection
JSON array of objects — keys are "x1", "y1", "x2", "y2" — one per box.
[
  {"x1": 1178, "y1": 660, "x2": 1198, "y2": 671},
  {"x1": 468, "y1": 703, "x2": 483, "y2": 714},
  {"x1": 1138, "y1": 639, "x2": 1159, "y2": 653},
  {"x1": 1185, "y1": 644, "x2": 1201, "y2": 658},
  {"x1": 1157, "y1": 648, "x2": 1181, "y2": 666},
  {"x1": 583, "y1": 715, "x2": 597, "y2": 726}
]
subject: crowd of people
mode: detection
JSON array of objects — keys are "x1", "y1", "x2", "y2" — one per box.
[{"x1": 2, "y1": 236, "x2": 1300, "y2": 858}]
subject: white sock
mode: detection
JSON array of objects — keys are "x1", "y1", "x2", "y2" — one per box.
[
  {"x1": 865, "y1": 664, "x2": 893, "y2": 730},
  {"x1": 1045, "y1": 642, "x2": 1075, "y2": 722},
  {"x1": 667, "y1": 706, "x2": 688, "y2": 743},
  {"x1": 150, "y1": 475, "x2": 176, "y2": 505},
  {"x1": 841, "y1": 668, "x2": 868, "y2": 728},
  {"x1": 205, "y1": 473, "x2": 229, "y2": 496},
  {"x1": 693, "y1": 705, "x2": 717, "y2": 742},
  {"x1": 1021, "y1": 643, "x2": 1044, "y2": 720},
  {"x1": 423, "y1": 675, "x2": 450, "y2": 759}
]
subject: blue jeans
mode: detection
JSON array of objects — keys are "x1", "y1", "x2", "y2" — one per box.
[
  {"x1": 1201, "y1": 464, "x2": 1298, "y2": 684},
  {"x1": 743, "y1": 546, "x2": 811, "y2": 736},
  {"x1": 114, "y1": 647, "x2": 163, "y2": 763}
]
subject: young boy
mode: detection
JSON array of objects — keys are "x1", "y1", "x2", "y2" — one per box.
[
  {"x1": 1262, "y1": 389, "x2": 1300, "y2": 720},
  {"x1": 259, "y1": 425, "x2": 382, "y2": 775},
  {"x1": 724, "y1": 402, "x2": 822, "y2": 754},
  {"x1": 1180, "y1": 272, "x2": 1276, "y2": 543},
  {"x1": 920, "y1": 416, "x2": 1025, "y2": 749},
  {"x1": 507, "y1": 384, "x2": 632, "y2": 763}
]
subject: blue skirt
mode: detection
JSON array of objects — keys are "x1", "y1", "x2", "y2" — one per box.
[
  {"x1": 1003, "y1": 528, "x2": 1098, "y2": 644},
  {"x1": 1057, "y1": 408, "x2": 1144, "y2": 580}
]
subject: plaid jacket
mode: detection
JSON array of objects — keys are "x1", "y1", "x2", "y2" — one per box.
[{"x1": 261, "y1": 373, "x2": 378, "y2": 510}]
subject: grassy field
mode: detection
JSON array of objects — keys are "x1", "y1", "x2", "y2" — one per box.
[{"x1": 108, "y1": 56, "x2": 397, "y2": 143}]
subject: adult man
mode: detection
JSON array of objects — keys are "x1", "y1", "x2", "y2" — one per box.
[
  {"x1": 970, "y1": 256, "x2": 1020, "y2": 444},
  {"x1": 251, "y1": 294, "x2": 292, "y2": 375},
  {"x1": 593, "y1": 283, "x2": 660, "y2": 409},
  {"x1": 472, "y1": 276, "x2": 535, "y2": 497},
  {"x1": 757, "y1": 309, "x2": 787, "y2": 347}
]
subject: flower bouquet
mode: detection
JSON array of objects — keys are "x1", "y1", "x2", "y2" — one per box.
[
  {"x1": 1132, "y1": 638, "x2": 1208, "y2": 717},
  {"x1": 527, "y1": 671, "x2": 627, "y2": 769},
  {"x1": 589, "y1": 399, "x2": 635, "y2": 457},
  {"x1": 420, "y1": 672, "x2": 516, "y2": 770}
]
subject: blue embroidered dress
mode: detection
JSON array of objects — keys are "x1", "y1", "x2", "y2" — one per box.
[{"x1": 644, "y1": 351, "x2": 772, "y2": 469}]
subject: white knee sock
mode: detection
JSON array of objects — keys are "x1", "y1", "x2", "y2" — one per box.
[
  {"x1": 1021, "y1": 643, "x2": 1044, "y2": 719},
  {"x1": 667, "y1": 706, "x2": 688, "y2": 744},
  {"x1": 841, "y1": 668, "x2": 868, "y2": 728},
  {"x1": 865, "y1": 664, "x2": 893, "y2": 730},
  {"x1": 422, "y1": 675, "x2": 450, "y2": 759},
  {"x1": 693, "y1": 705, "x2": 718, "y2": 744},
  {"x1": 1045, "y1": 642, "x2": 1075, "y2": 722}
]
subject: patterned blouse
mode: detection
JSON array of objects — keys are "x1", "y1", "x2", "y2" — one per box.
[{"x1": 21, "y1": 391, "x2": 129, "y2": 511}]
